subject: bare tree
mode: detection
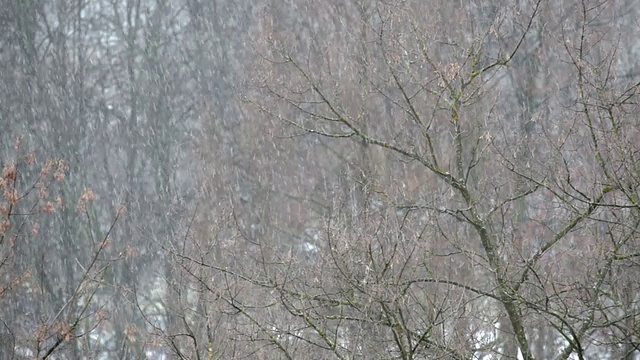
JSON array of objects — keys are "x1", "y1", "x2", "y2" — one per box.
[{"x1": 173, "y1": 0, "x2": 640, "y2": 359}]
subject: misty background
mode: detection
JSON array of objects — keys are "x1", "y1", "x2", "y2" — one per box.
[{"x1": 1, "y1": 0, "x2": 640, "y2": 359}]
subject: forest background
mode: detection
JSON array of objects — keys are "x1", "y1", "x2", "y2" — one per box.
[{"x1": 1, "y1": 0, "x2": 640, "y2": 359}]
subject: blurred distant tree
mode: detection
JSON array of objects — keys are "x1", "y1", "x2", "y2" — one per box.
[{"x1": 0, "y1": 0, "x2": 197, "y2": 356}]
